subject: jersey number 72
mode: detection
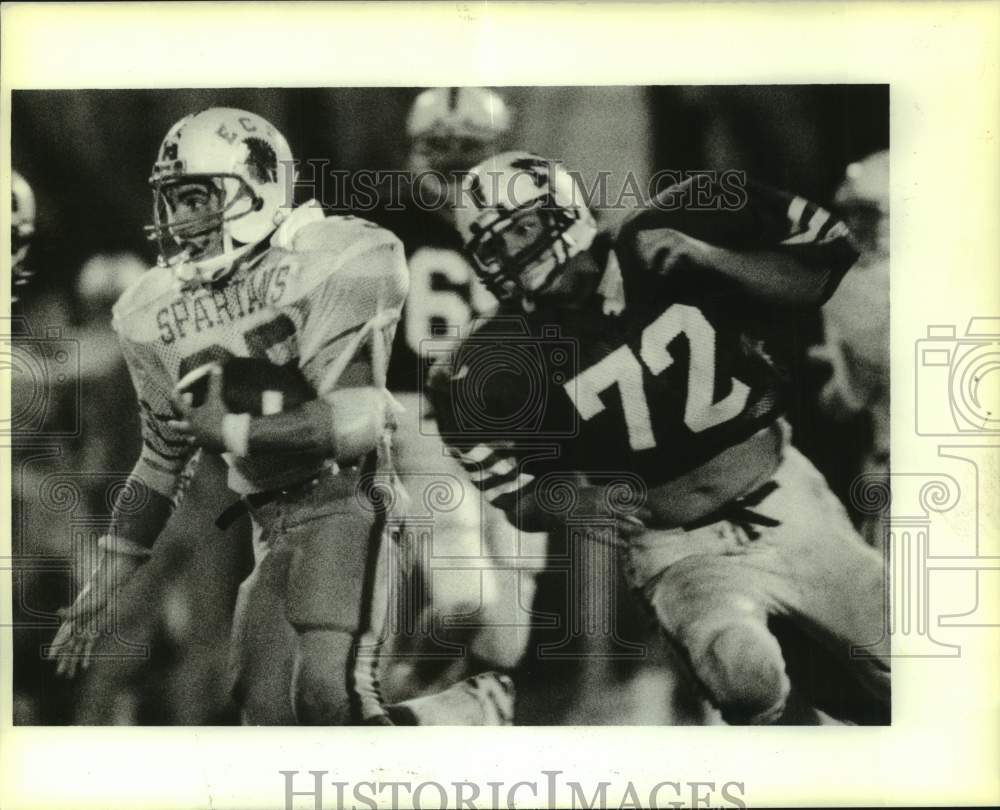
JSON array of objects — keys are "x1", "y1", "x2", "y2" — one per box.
[{"x1": 564, "y1": 303, "x2": 750, "y2": 450}]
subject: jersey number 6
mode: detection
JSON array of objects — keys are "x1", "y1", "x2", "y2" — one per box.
[{"x1": 564, "y1": 303, "x2": 750, "y2": 450}]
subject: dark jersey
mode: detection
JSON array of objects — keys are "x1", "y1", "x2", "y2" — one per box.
[
  {"x1": 371, "y1": 205, "x2": 497, "y2": 393},
  {"x1": 428, "y1": 176, "x2": 858, "y2": 518}
]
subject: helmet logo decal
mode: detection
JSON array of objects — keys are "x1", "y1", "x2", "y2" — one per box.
[
  {"x1": 161, "y1": 141, "x2": 179, "y2": 161},
  {"x1": 510, "y1": 156, "x2": 551, "y2": 189},
  {"x1": 216, "y1": 124, "x2": 238, "y2": 144},
  {"x1": 244, "y1": 137, "x2": 278, "y2": 184}
]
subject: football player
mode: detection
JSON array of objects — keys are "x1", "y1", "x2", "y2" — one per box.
[
  {"x1": 809, "y1": 151, "x2": 890, "y2": 547},
  {"x1": 48, "y1": 108, "x2": 512, "y2": 726},
  {"x1": 431, "y1": 151, "x2": 890, "y2": 725},
  {"x1": 11, "y1": 170, "x2": 36, "y2": 303}
]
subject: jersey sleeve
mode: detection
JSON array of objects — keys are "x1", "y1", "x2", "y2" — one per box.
[
  {"x1": 426, "y1": 344, "x2": 541, "y2": 520},
  {"x1": 284, "y1": 219, "x2": 410, "y2": 398},
  {"x1": 116, "y1": 332, "x2": 197, "y2": 500},
  {"x1": 617, "y1": 175, "x2": 859, "y2": 305}
]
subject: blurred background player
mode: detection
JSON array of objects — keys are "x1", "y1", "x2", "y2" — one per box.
[
  {"x1": 11, "y1": 170, "x2": 36, "y2": 304},
  {"x1": 810, "y1": 151, "x2": 890, "y2": 548},
  {"x1": 371, "y1": 88, "x2": 544, "y2": 693}
]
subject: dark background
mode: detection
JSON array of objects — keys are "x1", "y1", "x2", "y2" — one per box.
[{"x1": 13, "y1": 85, "x2": 887, "y2": 302}]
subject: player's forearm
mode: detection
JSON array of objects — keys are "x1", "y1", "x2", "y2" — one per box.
[
  {"x1": 699, "y1": 242, "x2": 829, "y2": 306},
  {"x1": 498, "y1": 491, "x2": 550, "y2": 533},
  {"x1": 245, "y1": 387, "x2": 392, "y2": 461},
  {"x1": 107, "y1": 470, "x2": 176, "y2": 551},
  {"x1": 245, "y1": 399, "x2": 335, "y2": 456}
]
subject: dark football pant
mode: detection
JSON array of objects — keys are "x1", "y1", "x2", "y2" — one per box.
[
  {"x1": 626, "y1": 441, "x2": 890, "y2": 725},
  {"x1": 228, "y1": 463, "x2": 400, "y2": 725}
]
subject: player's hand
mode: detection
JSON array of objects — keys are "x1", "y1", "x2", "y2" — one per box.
[
  {"x1": 635, "y1": 228, "x2": 714, "y2": 279},
  {"x1": 169, "y1": 364, "x2": 230, "y2": 453},
  {"x1": 48, "y1": 548, "x2": 146, "y2": 678}
]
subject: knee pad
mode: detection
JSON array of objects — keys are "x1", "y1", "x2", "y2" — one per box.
[{"x1": 694, "y1": 621, "x2": 791, "y2": 724}]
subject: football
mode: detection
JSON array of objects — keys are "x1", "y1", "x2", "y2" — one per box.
[{"x1": 177, "y1": 356, "x2": 316, "y2": 417}]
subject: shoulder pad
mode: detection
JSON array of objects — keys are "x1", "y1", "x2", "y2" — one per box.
[
  {"x1": 111, "y1": 266, "x2": 175, "y2": 340},
  {"x1": 290, "y1": 214, "x2": 401, "y2": 256},
  {"x1": 277, "y1": 215, "x2": 407, "y2": 308}
]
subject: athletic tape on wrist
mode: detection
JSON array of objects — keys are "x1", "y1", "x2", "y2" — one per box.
[{"x1": 222, "y1": 413, "x2": 251, "y2": 456}]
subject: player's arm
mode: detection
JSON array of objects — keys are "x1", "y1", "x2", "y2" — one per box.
[
  {"x1": 426, "y1": 356, "x2": 646, "y2": 535},
  {"x1": 618, "y1": 176, "x2": 860, "y2": 306},
  {"x1": 174, "y1": 227, "x2": 408, "y2": 462},
  {"x1": 173, "y1": 364, "x2": 398, "y2": 462},
  {"x1": 50, "y1": 336, "x2": 198, "y2": 677}
]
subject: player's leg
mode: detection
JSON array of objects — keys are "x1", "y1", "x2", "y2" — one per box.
[
  {"x1": 631, "y1": 412, "x2": 891, "y2": 725},
  {"x1": 281, "y1": 471, "x2": 515, "y2": 725},
  {"x1": 227, "y1": 512, "x2": 298, "y2": 725},
  {"x1": 633, "y1": 539, "x2": 791, "y2": 725},
  {"x1": 635, "y1": 446, "x2": 889, "y2": 725},
  {"x1": 749, "y1": 446, "x2": 890, "y2": 711},
  {"x1": 280, "y1": 477, "x2": 392, "y2": 725}
]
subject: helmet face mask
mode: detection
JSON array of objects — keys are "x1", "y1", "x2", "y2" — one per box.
[
  {"x1": 467, "y1": 203, "x2": 578, "y2": 298},
  {"x1": 150, "y1": 175, "x2": 259, "y2": 265},
  {"x1": 456, "y1": 151, "x2": 597, "y2": 302},
  {"x1": 146, "y1": 108, "x2": 294, "y2": 286}
]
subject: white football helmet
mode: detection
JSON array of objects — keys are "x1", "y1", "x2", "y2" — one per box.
[
  {"x1": 407, "y1": 88, "x2": 512, "y2": 213},
  {"x1": 407, "y1": 87, "x2": 511, "y2": 169},
  {"x1": 12, "y1": 170, "x2": 36, "y2": 298},
  {"x1": 455, "y1": 151, "x2": 597, "y2": 299},
  {"x1": 834, "y1": 150, "x2": 888, "y2": 258},
  {"x1": 146, "y1": 107, "x2": 295, "y2": 285}
]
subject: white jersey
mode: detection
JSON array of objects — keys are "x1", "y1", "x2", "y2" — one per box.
[{"x1": 112, "y1": 207, "x2": 409, "y2": 496}]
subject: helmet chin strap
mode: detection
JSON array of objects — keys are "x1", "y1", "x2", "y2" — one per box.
[{"x1": 173, "y1": 226, "x2": 257, "y2": 289}]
